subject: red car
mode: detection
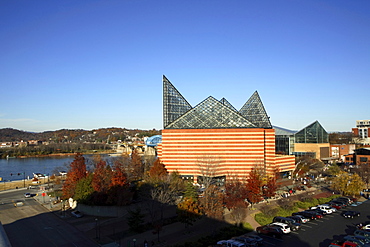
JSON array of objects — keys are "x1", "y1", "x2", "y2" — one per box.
[
  {"x1": 329, "y1": 240, "x2": 358, "y2": 247},
  {"x1": 256, "y1": 225, "x2": 283, "y2": 238}
]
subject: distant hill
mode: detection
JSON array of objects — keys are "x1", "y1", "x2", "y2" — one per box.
[{"x1": 0, "y1": 128, "x2": 161, "y2": 143}]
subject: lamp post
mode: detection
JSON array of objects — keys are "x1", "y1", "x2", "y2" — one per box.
[
  {"x1": 95, "y1": 218, "x2": 99, "y2": 240},
  {"x1": 133, "y1": 239, "x2": 136, "y2": 247}
]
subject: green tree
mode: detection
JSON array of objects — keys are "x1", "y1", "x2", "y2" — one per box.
[
  {"x1": 127, "y1": 207, "x2": 145, "y2": 233},
  {"x1": 184, "y1": 181, "x2": 198, "y2": 200},
  {"x1": 74, "y1": 173, "x2": 94, "y2": 203}
]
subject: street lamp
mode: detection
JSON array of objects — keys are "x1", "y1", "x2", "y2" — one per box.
[
  {"x1": 95, "y1": 218, "x2": 100, "y2": 240},
  {"x1": 133, "y1": 239, "x2": 136, "y2": 247}
]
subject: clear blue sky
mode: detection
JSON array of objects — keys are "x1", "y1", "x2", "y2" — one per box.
[{"x1": 1, "y1": 0, "x2": 369, "y2": 133}]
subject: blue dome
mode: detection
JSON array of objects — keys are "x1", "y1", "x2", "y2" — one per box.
[{"x1": 145, "y1": 135, "x2": 162, "y2": 147}]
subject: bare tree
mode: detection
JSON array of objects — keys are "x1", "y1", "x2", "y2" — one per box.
[{"x1": 197, "y1": 155, "x2": 222, "y2": 188}]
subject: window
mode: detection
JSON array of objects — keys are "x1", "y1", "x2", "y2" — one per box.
[{"x1": 360, "y1": 157, "x2": 368, "y2": 162}]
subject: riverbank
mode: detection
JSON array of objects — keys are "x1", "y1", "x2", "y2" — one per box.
[
  {"x1": 5, "y1": 150, "x2": 116, "y2": 159},
  {"x1": 0, "y1": 179, "x2": 33, "y2": 191}
]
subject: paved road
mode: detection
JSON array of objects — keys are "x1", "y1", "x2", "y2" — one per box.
[
  {"x1": 0, "y1": 188, "x2": 99, "y2": 247},
  {"x1": 256, "y1": 199, "x2": 370, "y2": 247}
]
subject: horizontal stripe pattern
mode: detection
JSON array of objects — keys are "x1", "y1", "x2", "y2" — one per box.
[{"x1": 158, "y1": 128, "x2": 295, "y2": 181}]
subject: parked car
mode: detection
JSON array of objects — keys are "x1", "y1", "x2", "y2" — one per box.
[
  {"x1": 71, "y1": 210, "x2": 84, "y2": 218},
  {"x1": 344, "y1": 235, "x2": 370, "y2": 246},
  {"x1": 256, "y1": 225, "x2": 284, "y2": 238},
  {"x1": 328, "y1": 201, "x2": 343, "y2": 210},
  {"x1": 268, "y1": 222, "x2": 291, "y2": 234},
  {"x1": 360, "y1": 224, "x2": 370, "y2": 230},
  {"x1": 245, "y1": 235, "x2": 263, "y2": 246},
  {"x1": 331, "y1": 200, "x2": 348, "y2": 207},
  {"x1": 342, "y1": 211, "x2": 360, "y2": 218},
  {"x1": 311, "y1": 204, "x2": 335, "y2": 214},
  {"x1": 272, "y1": 216, "x2": 301, "y2": 231},
  {"x1": 287, "y1": 215, "x2": 309, "y2": 224},
  {"x1": 232, "y1": 236, "x2": 258, "y2": 247},
  {"x1": 329, "y1": 240, "x2": 359, "y2": 247},
  {"x1": 307, "y1": 208, "x2": 327, "y2": 216},
  {"x1": 292, "y1": 211, "x2": 318, "y2": 220},
  {"x1": 304, "y1": 210, "x2": 324, "y2": 219},
  {"x1": 354, "y1": 230, "x2": 370, "y2": 241},
  {"x1": 24, "y1": 193, "x2": 31, "y2": 198}
]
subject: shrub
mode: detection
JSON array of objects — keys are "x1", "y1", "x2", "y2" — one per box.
[
  {"x1": 255, "y1": 212, "x2": 274, "y2": 226},
  {"x1": 260, "y1": 204, "x2": 279, "y2": 217}
]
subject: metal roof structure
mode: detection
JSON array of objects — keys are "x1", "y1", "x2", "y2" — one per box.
[
  {"x1": 295, "y1": 121, "x2": 328, "y2": 143},
  {"x1": 163, "y1": 75, "x2": 272, "y2": 129}
]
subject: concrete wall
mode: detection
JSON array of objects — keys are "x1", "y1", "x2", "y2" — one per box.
[
  {"x1": 294, "y1": 143, "x2": 330, "y2": 159},
  {"x1": 77, "y1": 204, "x2": 129, "y2": 217}
]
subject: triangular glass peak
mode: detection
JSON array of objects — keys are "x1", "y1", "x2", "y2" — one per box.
[
  {"x1": 163, "y1": 75, "x2": 192, "y2": 128},
  {"x1": 239, "y1": 91, "x2": 272, "y2": 128},
  {"x1": 166, "y1": 96, "x2": 255, "y2": 129},
  {"x1": 220, "y1": 98, "x2": 238, "y2": 112},
  {"x1": 295, "y1": 121, "x2": 328, "y2": 143}
]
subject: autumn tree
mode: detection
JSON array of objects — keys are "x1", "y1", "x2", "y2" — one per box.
[
  {"x1": 62, "y1": 153, "x2": 87, "y2": 199},
  {"x1": 245, "y1": 167, "x2": 264, "y2": 207},
  {"x1": 130, "y1": 149, "x2": 144, "y2": 181},
  {"x1": 331, "y1": 172, "x2": 365, "y2": 196},
  {"x1": 111, "y1": 160, "x2": 128, "y2": 187},
  {"x1": 354, "y1": 164, "x2": 370, "y2": 189},
  {"x1": 148, "y1": 158, "x2": 168, "y2": 180},
  {"x1": 177, "y1": 197, "x2": 203, "y2": 229},
  {"x1": 223, "y1": 178, "x2": 248, "y2": 210},
  {"x1": 263, "y1": 166, "x2": 280, "y2": 199},
  {"x1": 92, "y1": 159, "x2": 113, "y2": 193}
]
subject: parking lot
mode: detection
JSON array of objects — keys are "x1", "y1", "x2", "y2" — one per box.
[{"x1": 252, "y1": 199, "x2": 370, "y2": 247}]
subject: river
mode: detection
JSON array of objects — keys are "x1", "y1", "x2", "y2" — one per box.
[{"x1": 0, "y1": 156, "x2": 76, "y2": 182}]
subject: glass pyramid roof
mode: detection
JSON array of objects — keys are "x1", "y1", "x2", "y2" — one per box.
[
  {"x1": 219, "y1": 98, "x2": 238, "y2": 112},
  {"x1": 239, "y1": 91, "x2": 272, "y2": 128},
  {"x1": 163, "y1": 76, "x2": 271, "y2": 129},
  {"x1": 295, "y1": 121, "x2": 328, "y2": 143},
  {"x1": 165, "y1": 96, "x2": 256, "y2": 129},
  {"x1": 163, "y1": 75, "x2": 192, "y2": 128}
]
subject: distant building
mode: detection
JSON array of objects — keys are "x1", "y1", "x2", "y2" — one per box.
[
  {"x1": 274, "y1": 126, "x2": 296, "y2": 155},
  {"x1": 330, "y1": 144, "x2": 356, "y2": 162},
  {"x1": 275, "y1": 121, "x2": 331, "y2": 161},
  {"x1": 352, "y1": 120, "x2": 370, "y2": 145},
  {"x1": 293, "y1": 121, "x2": 330, "y2": 160},
  {"x1": 157, "y1": 76, "x2": 296, "y2": 183},
  {"x1": 344, "y1": 148, "x2": 370, "y2": 166}
]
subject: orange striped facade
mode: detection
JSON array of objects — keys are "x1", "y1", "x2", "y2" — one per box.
[{"x1": 157, "y1": 128, "x2": 295, "y2": 181}]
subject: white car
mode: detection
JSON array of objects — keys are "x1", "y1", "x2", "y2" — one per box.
[
  {"x1": 320, "y1": 204, "x2": 337, "y2": 213},
  {"x1": 269, "y1": 222, "x2": 291, "y2": 234},
  {"x1": 311, "y1": 205, "x2": 334, "y2": 214},
  {"x1": 361, "y1": 224, "x2": 370, "y2": 230}
]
